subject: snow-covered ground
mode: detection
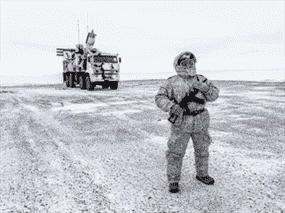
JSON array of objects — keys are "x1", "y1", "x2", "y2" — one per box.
[{"x1": 0, "y1": 80, "x2": 284, "y2": 212}]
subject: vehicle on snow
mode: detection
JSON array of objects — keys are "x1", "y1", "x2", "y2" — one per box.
[{"x1": 56, "y1": 30, "x2": 121, "y2": 90}]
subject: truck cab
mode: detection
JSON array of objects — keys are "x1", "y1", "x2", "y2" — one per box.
[{"x1": 85, "y1": 53, "x2": 121, "y2": 90}]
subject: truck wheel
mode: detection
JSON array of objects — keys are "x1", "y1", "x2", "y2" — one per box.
[
  {"x1": 86, "y1": 76, "x2": 94, "y2": 91},
  {"x1": 66, "y1": 75, "x2": 70, "y2": 87},
  {"x1": 79, "y1": 76, "x2": 86, "y2": 90},
  {"x1": 110, "y1": 82, "x2": 118, "y2": 90},
  {"x1": 69, "y1": 73, "x2": 75, "y2": 88}
]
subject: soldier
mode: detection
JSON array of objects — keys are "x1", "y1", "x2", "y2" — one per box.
[{"x1": 155, "y1": 51, "x2": 220, "y2": 193}]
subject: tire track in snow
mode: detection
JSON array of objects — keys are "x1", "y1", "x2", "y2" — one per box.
[{"x1": 1, "y1": 94, "x2": 112, "y2": 212}]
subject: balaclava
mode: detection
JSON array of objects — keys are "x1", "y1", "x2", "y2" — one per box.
[{"x1": 173, "y1": 51, "x2": 197, "y2": 77}]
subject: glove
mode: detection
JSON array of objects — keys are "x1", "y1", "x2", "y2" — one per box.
[
  {"x1": 171, "y1": 104, "x2": 184, "y2": 115},
  {"x1": 169, "y1": 104, "x2": 185, "y2": 126},
  {"x1": 194, "y1": 80, "x2": 210, "y2": 93}
]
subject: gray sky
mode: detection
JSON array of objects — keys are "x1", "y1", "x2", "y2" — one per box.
[{"x1": 0, "y1": 0, "x2": 284, "y2": 81}]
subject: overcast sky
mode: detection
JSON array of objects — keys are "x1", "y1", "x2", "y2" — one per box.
[{"x1": 0, "y1": 0, "x2": 284, "y2": 81}]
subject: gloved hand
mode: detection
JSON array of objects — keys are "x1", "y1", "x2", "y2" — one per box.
[
  {"x1": 169, "y1": 104, "x2": 185, "y2": 126},
  {"x1": 194, "y1": 80, "x2": 210, "y2": 93},
  {"x1": 171, "y1": 104, "x2": 184, "y2": 115}
]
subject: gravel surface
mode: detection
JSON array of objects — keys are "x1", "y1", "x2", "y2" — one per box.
[{"x1": 0, "y1": 80, "x2": 284, "y2": 212}]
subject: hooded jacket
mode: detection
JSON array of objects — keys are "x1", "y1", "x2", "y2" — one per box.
[{"x1": 155, "y1": 52, "x2": 220, "y2": 113}]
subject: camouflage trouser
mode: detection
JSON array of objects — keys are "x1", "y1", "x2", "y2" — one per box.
[{"x1": 166, "y1": 108, "x2": 212, "y2": 183}]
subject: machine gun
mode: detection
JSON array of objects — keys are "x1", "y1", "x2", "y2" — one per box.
[
  {"x1": 168, "y1": 88, "x2": 205, "y2": 125},
  {"x1": 179, "y1": 88, "x2": 205, "y2": 110}
]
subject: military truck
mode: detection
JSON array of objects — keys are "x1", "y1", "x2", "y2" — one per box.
[{"x1": 56, "y1": 30, "x2": 121, "y2": 90}]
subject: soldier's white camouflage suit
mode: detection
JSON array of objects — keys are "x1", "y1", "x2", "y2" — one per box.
[{"x1": 155, "y1": 52, "x2": 220, "y2": 183}]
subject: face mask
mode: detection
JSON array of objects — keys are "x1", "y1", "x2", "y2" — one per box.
[
  {"x1": 185, "y1": 67, "x2": 196, "y2": 76},
  {"x1": 180, "y1": 59, "x2": 196, "y2": 76}
]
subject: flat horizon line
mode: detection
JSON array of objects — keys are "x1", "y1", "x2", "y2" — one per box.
[
  {"x1": 1, "y1": 67, "x2": 284, "y2": 77},
  {"x1": 1, "y1": 78, "x2": 284, "y2": 88}
]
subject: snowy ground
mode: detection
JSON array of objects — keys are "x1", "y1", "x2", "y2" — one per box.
[{"x1": 0, "y1": 80, "x2": 284, "y2": 213}]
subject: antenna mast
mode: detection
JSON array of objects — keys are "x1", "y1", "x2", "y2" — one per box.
[{"x1": 77, "y1": 19, "x2": 80, "y2": 44}]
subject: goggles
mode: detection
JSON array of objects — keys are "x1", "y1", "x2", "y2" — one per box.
[
  {"x1": 179, "y1": 58, "x2": 195, "y2": 68},
  {"x1": 177, "y1": 53, "x2": 197, "y2": 67}
]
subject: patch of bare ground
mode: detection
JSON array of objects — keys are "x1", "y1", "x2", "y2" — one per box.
[{"x1": 1, "y1": 80, "x2": 284, "y2": 212}]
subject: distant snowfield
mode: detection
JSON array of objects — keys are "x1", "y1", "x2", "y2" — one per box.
[{"x1": 0, "y1": 80, "x2": 284, "y2": 212}]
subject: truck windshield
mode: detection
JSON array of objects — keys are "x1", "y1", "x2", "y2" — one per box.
[{"x1": 93, "y1": 56, "x2": 118, "y2": 63}]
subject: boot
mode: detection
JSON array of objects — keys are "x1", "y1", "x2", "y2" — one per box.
[
  {"x1": 169, "y1": 182, "x2": 180, "y2": 193},
  {"x1": 196, "y1": 175, "x2": 215, "y2": 185}
]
